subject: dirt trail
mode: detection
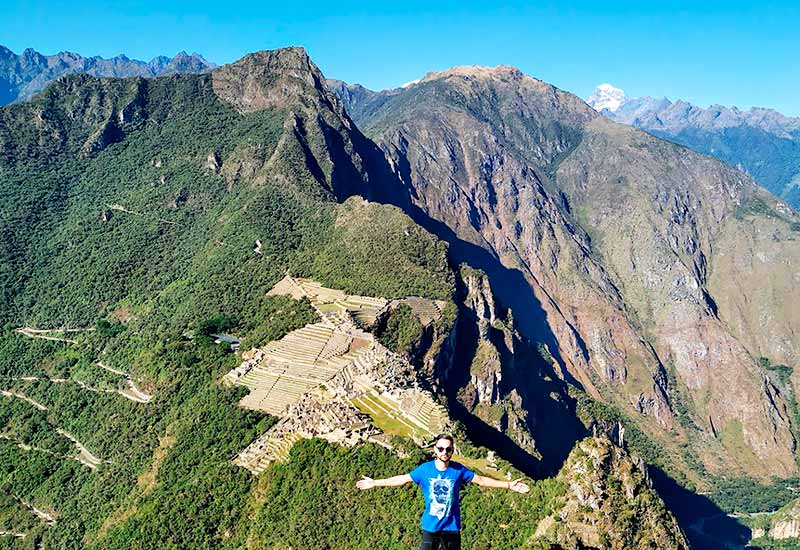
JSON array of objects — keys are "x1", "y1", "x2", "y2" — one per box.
[
  {"x1": 15, "y1": 327, "x2": 94, "y2": 344},
  {"x1": 1, "y1": 389, "x2": 48, "y2": 411},
  {"x1": 119, "y1": 381, "x2": 152, "y2": 403},
  {"x1": 0, "y1": 434, "x2": 95, "y2": 469},
  {"x1": 14, "y1": 496, "x2": 56, "y2": 526},
  {"x1": 108, "y1": 203, "x2": 179, "y2": 225},
  {"x1": 95, "y1": 361, "x2": 126, "y2": 377},
  {"x1": 6, "y1": 373, "x2": 152, "y2": 404},
  {"x1": 0, "y1": 531, "x2": 26, "y2": 539},
  {"x1": 56, "y1": 429, "x2": 104, "y2": 469},
  {"x1": 16, "y1": 329, "x2": 154, "y2": 403},
  {"x1": 96, "y1": 362, "x2": 153, "y2": 402}
]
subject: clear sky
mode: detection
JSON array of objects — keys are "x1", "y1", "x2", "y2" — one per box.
[{"x1": 2, "y1": 0, "x2": 799, "y2": 115}]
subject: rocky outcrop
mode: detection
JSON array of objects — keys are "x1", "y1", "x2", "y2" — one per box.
[
  {"x1": 532, "y1": 437, "x2": 689, "y2": 549},
  {"x1": 212, "y1": 47, "x2": 330, "y2": 114},
  {"x1": 438, "y1": 265, "x2": 584, "y2": 472},
  {"x1": 211, "y1": 48, "x2": 376, "y2": 200},
  {"x1": 761, "y1": 499, "x2": 800, "y2": 541},
  {"x1": 770, "y1": 517, "x2": 800, "y2": 540}
]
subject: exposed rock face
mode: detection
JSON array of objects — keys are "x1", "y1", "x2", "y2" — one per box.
[
  {"x1": 556, "y1": 117, "x2": 800, "y2": 475},
  {"x1": 437, "y1": 265, "x2": 584, "y2": 473},
  {"x1": 211, "y1": 48, "x2": 376, "y2": 200},
  {"x1": 213, "y1": 48, "x2": 327, "y2": 114},
  {"x1": 335, "y1": 65, "x2": 800, "y2": 477},
  {"x1": 770, "y1": 519, "x2": 800, "y2": 540},
  {"x1": 533, "y1": 437, "x2": 689, "y2": 549},
  {"x1": 768, "y1": 499, "x2": 800, "y2": 540},
  {"x1": 0, "y1": 45, "x2": 214, "y2": 105}
]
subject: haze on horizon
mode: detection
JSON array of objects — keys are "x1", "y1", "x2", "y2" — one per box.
[{"x1": 1, "y1": 0, "x2": 799, "y2": 116}]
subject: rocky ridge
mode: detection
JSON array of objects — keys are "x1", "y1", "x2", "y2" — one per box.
[
  {"x1": 768, "y1": 499, "x2": 800, "y2": 540},
  {"x1": 434, "y1": 265, "x2": 585, "y2": 473},
  {"x1": 533, "y1": 437, "x2": 689, "y2": 549}
]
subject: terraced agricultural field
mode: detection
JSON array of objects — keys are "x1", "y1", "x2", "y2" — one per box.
[{"x1": 349, "y1": 389, "x2": 448, "y2": 443}]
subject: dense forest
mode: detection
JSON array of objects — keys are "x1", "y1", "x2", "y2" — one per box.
[{"x1": 0, "y1": 71, "x2": 458, "y2": 546}]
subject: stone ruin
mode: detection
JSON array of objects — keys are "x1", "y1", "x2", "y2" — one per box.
[{"x1": 224, "y1": 275, "x2": 451, "y2": 473}]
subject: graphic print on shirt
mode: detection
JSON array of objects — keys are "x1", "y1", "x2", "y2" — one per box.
[{"x1": 428, "y1": 476, "x2": 453, "y2": 519}]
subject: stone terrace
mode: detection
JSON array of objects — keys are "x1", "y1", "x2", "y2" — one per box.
[{"x1": 227, "y1": 276, "x2": 453, "y2": 473}]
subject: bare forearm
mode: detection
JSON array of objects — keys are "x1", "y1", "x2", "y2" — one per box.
[
  {"x1": 357, "y1": 474, "x2": 412, "y2": 490},
  {"x1": 474, "y1": 475, "x2": 512, "y2": 489},
  {"x1": 473, "y1": 474, "x2": 530, "y2": 493},
  {"x1": 374, "y1": 475, "x2": 412, "y2": 487}
]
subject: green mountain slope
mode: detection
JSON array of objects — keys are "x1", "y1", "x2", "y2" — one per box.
[
  {"x1": 0, "y1": 47, "x2": 688, "y2": 548},
  {"x1": 0, "y1": 48, "x2": 453, "y2": 547}
]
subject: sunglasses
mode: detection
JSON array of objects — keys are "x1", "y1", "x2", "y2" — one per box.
[{"x1": 435, "y1": 446, "x2": 454, "y2": 453}]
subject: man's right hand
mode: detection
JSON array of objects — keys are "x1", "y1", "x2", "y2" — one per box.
[{"x1": 356, "y1": 476, "x2": 376, "y2": 490}]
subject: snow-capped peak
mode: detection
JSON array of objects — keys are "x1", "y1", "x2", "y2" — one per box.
[
  {"x1": 587, "y1": 83, "x2": 627, "y2": 112},
  {"x1": 401, "y1": 78, "x2": 420, "y2": 89}
]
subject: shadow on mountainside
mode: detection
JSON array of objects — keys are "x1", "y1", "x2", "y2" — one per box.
[
  {"x1": 650, "y1": 467, "x2": 752, "y2": 550},
  {"x1": 327, "y1": 104, "x2": 758, "y2": 549},
  {"x1": 326, "y1": 126, "x2": 587, "y2": 476},
  {"x1": 359, "y1": 139, "x2": 583, "y2": 389},
  {"x1": 444, "y1": 273, "x2": 587, "y2": 477}
]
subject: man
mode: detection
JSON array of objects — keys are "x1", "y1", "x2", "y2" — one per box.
[{"x1": 356, "y1": 433, "x2": 530, "y2": 550}]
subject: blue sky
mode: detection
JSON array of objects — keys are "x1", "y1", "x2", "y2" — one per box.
[{"x1": 2, "y1": 1, "x2": 799, "y2": 115}]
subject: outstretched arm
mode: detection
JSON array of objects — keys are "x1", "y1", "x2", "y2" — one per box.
[
  {"x1": 356, "y1": 474, "x2": 413, "y2": 490},
  {"x1": 472, "y1": 474, "x2": 530, "y2": 494}
]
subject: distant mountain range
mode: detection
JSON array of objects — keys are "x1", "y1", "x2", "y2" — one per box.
[
  {"x1": 0, "y1": 45, "x2": 215, "y2": 105},
  {"x1": 588, "y1": 83, "x2": 800, "y2": 209}
]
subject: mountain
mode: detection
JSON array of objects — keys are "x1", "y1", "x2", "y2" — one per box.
[
  {"x1": 587, "y1": 83, "x2": 800, "y2": 210},
  {"x1": 586, "y1": 82, "x2": 626, "y2": 112},
  {"x1": 0, "y1": 47, "x2": 691, "y2": 548},
  {"x1": 333, "y1": 65, "x2": 800, "y2": 493},
  {"x1": 0, "y1": 45, "x2": 216, "y2": 105},
  {"x1": 534, "y1": 437, "x2": 688, "y2": 549}
]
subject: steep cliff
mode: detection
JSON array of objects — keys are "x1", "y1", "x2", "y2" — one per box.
[{"x1": 433, "y1": 265, "x2": 584, "y2": 474}]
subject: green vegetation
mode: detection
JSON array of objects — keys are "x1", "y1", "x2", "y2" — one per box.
[
  {"x1": 570, "y1": 389, "x2": 676, "y2": 477},
  {"x1": 759, "y1": 357, "x2": 794, "y2": 387},
  {"x1": 292, "y1": 197, "x2": 454, "y2": 301},
  {"x1": 0, "y1": 70, "x2": 460, "y2": 545},
  {"x1": 240, "y1": 438, "x2": 565, "y2": 549},
  {"x1": 0, "y1": 329, "x2": 276, "y2": 548},
  {"x1": 664, "y1": 362, "x2": 700, "y2": 431},
  {"x1": 735, "y1": 196, "x2": 780, "y2": 220},
  {"x1": 758, "y1": 358, "x2": 800, "y2": 459},
  {"x1": 749, "y1": 539, "x2": 800, "y2": 550},
  {"x1": 374, "y1": 304, "x2": 425, "y2": 356},
  {"x1": 706, "y1": 476, "x2": 800, "y2": 514}
]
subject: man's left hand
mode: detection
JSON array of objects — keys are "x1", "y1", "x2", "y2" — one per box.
[{"x1": 509, "y1": 478, "x2": 530, "y2": 494}]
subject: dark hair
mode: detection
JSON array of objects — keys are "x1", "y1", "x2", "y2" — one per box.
[{"x1": 434, "y1": 434, "x2": 454, "y2": 444}]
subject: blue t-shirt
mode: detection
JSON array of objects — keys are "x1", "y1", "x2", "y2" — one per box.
[{"x1": 409, "y1": 460, "x2": 475, "y2": 532}]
